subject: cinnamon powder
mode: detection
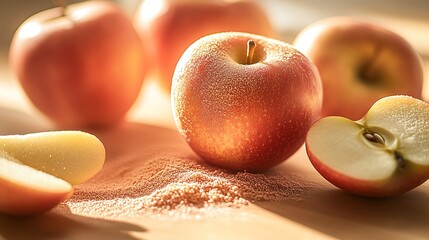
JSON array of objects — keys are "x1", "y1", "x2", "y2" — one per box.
[{"x1": 63, "y1": 123, "x2": 314, "y2": 219}]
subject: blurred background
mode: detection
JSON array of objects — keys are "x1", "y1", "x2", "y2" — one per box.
[{"x1": 0, "y1": 0, "x2": 428, "y2": 89}]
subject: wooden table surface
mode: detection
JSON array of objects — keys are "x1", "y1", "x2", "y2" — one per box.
[
  {"x1": 1, "y1": 76, "x2": 429, "y2": 240},
  {"x1": 0, "y1": 1, "x2": 429, "y2": 239}
]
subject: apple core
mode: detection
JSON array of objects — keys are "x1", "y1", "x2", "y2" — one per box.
[
  {"x1": 361, "y1": 126, "x2": 398, "y2": 151},
  {"x1": 361, "y1": 126, "x2": 406, "y2": 169}
]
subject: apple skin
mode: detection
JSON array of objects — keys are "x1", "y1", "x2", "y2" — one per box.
[
  {"x1": 0, "y1": 180, "x2": 71, "y2": 216},
  {"x1": 294, "y1": 17, "x2": 423, "y2": 120},
  {"x1": 134, "y1": 0, "x2": 275, "y2": 92},
  {"x1": 9, "y1": 1, "x2": 146, "y2": 128},
  {"x1": 0, "y1": 158, "x2": 72, "y2": 216},
  {"x1": 307, "y1": 137, "x2": 429, "y2": 198},
  {"x1": 306, "y1": 96, "x2": 429, "y2": 197},
  {"x1": 172, "y1": 32, "x2": 322, "y2": 172}
]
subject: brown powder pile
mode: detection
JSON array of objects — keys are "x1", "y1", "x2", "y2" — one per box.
[
  {"x1": 61, "y1": 124, "x2": 314, "y2": 219},
  {"x1": 64, "y1": 148, "x2": 313, "y2": 219}
]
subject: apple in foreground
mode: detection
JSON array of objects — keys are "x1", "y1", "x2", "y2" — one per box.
[
  {"x1": 294, "y1": 17, "x2": 423, "y2": 120},
  {"x1": 134, "y1": 0, "x2": 275, "y2": 92},
  {"x1": 9, "y1": 0, "x2": 146, "y2": 128},
  {"x1": 172, "y1": 32, "x2": 322, "y2": 172},
  {"x1": 306, "y1": 95, "x2": 429, "y2": 197},
  {"x1": 0, "y1": 131, "x2": 105, "y2": 215}
]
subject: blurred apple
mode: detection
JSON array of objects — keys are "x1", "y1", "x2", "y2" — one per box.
[
  {"x1": 172, "y1": 32, "x2": 322, "y2": 172},
  {"x1": 134, "y1": 0, "x2": 275, "y2": 92},
  {"x1": 9, "y1": 0, "x2": 146, "y2": 128},
  {"x1": 294, "y1": 17, "x2": 423, "y2": 120}
]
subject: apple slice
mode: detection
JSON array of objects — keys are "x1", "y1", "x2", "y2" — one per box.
[
  {"x1": 306, "y1": 95, "x2": 429, "y2": 197},
  {"x1": 0, "y1": 157, "x2": 72, "y2": 215},
  {"x1": 0, "y1": 131, "x2": 105, "y2": 215},
  {"x1": 0, "y1": 131, "x2": 105, "y2": 185}
]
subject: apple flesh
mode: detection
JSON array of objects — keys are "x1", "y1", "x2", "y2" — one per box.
[
  {"x1": 134, "y1": 0, "x2": 275, "y2": 92},
  {"x1": 294, "y1": 17, "x2": 423, "y2": 120},
  {"x1": 172, "y1": 32, "x2": 322, "y2": 172},
  {"x1": 9, "y1": 1, "x2": 146, "y2": 128},
  {"x1": 0, "y1": 158, "x2": 72, "y2": 215},
  {"x1": 306, "y1": 95, "x2": 429, "y2": 197},
  {"x1": 0, "y1": 131, "x2": 105, "y2": 215},
  {"x1": 0, "y1": 131, "x2": 106, "y2": 185}
]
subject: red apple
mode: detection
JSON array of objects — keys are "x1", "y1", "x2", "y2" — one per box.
[
  {"x1": 9, "y1": 0, "x2": 146, "y2": 128},
  {"x1": 172, "y1": 32, "x2": 322, "y2": 172},
  {"x1": 294, "y1": 17, "x2": 423, "y2": 120},
  {"x1": 133, "y1": 0, "x2": 275, "y2": 92},
  {"x1": 306, "y1": 96, "x2": 429, "y2": 197}
]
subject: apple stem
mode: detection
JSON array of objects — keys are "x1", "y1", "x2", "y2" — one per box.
[
  {"x1": 246, "y1": 40, "x2": 256, "y2": 64},
  {"x1": 359, "y1": 46, "x2": 384, "y2": 86},
  {"x1": 52, "y1": 0, "x2": 67, "y2": 17}
]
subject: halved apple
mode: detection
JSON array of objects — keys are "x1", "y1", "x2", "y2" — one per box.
[
  {"x1": 0, "y1": 131, "x2": 105, "y2": 215},
  {"x1": 306, "y1": 95, "x2": 429, "y2": 197}
]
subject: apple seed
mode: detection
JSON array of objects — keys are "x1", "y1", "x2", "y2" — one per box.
[
  {"x1": 363, "y1": 131, "x2": 385, "y2": 145},
  {"x1": 363, "y1": 130, "x2": 406, "y2": 170}
]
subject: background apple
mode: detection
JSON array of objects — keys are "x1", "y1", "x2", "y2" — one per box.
[
  {"x1": 172, "y1": 32, "x2": 322, "y2": 172},
  {"x1": 306, "y1": 95, "x2": 429, "y2": 197},
  {"x1": 9, "y1": 0, "x2": 146, "y2": 128},
  {"x1": 133, "y1": 0, "x2": 275, "y2": 93},
  {"x1": 294, "y1": 17, "x2": 423, "y2": 120}
]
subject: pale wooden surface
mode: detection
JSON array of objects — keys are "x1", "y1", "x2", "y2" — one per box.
[{"x1": 1, "y1": 1, "x2": 429, "y2": 239}]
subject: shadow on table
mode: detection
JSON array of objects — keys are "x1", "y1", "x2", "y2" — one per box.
[
  {"x1": 0, "y1": 209, "x2": 147, "y2": 240},
  {"x1": 256, "y1": 186, "x2": 429, "y2": 239}
]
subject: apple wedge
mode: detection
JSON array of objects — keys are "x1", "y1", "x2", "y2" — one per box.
[
  {"x1": 0, "y1": 131, "x2": 105, "y2": 215},
  {"x1": 0, "y1": 157, "x2": 72, "y2": 215},
  {"x1": 306, "y1": 95, "x2": 429, "y2": 197},
  {"x1": 0, "y1": 131, "x2": 105, "y2": 185}
]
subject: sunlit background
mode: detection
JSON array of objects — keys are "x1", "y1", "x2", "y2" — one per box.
[
  {"x1": 1, "y1": 1, "x2": 428, "y2": 73},
  {"x1": 0, "y1": 0, "x2": 428, "y2": 89}
]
